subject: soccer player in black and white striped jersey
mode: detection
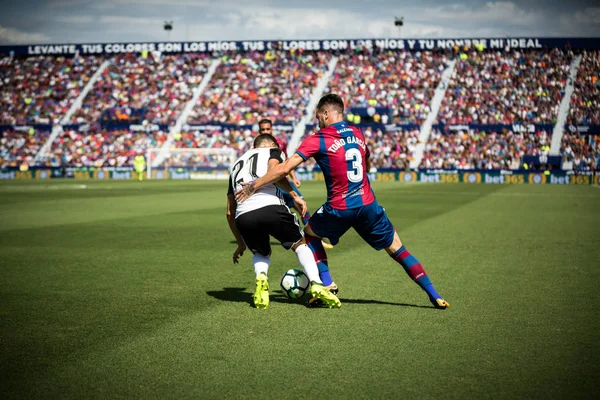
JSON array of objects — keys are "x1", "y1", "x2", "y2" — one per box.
[{"x1": 226, "y1": 134, "x2": 341, "y2": 309}]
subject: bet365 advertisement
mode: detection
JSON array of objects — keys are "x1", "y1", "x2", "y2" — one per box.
[{"x1": 0, "y1": 167, "x2": 596, "y2": 185}]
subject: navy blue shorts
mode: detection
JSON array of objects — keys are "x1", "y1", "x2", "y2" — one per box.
[
  {"x1": 280, "y1": 180, "x2": 303, "y2": 208},
  {"x1": 307, "y1": 200, "x2": 395, "y2": 250}
]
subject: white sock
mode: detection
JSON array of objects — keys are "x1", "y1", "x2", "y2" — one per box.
[
  {"x1": 252, "y1": 254, "x2": 270, "y2": 277},
  {"x1": 295, "y1": 244, "x2": 322, "y2": 284}
]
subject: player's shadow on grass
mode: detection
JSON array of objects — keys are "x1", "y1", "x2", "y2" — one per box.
[
  {"x1": 229, "y1": 240, "x2": 280, "y2": 245},
  {"x1": 206, "y1": 287, "x2": 306, "y2": 307},
  {"x1": 206, "y1": 288, "x2": 434, "y2": 309},
  {"x1": 338, "y1": 298, "x2": 433, "y2": 309}
]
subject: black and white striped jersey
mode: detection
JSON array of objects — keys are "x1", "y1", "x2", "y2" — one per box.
[{"x1": 228, "y1": 148, "x2": 286, "y2": 218}]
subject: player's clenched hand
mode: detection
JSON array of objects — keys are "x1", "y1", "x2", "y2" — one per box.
[
  {"x1": 293, "y1": 178, "x2": 302, "y2": 188},
  {"x1": 235, "y1": 182, "x2": 256, "y2": 203},
  {"x1": 233, "y1": 244, "x2": 246, "y2": 264},
  {"x1": 293, "y1": 197, "x2": 308, "y2": 218}
]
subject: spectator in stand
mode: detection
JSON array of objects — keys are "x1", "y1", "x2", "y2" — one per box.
[
  {"x1": 188, "y1": 50, "x2": 331, "y2": 125},
  {"x1": 0, "y1": 55, "x2": 103, "y2": 125}
]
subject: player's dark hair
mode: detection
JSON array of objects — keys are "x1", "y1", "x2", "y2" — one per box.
[
  {"x1": 258, "y1": 118, "x2": 273, "y2": 126},
  {"x1": 317, "y1": 94, "x2": 344, "y2": 114},
  {"x1": 253, "y1": 134, "x2": 278, "y2": 148}
]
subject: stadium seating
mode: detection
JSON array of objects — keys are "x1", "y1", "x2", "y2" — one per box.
[
  {"x1": 161, "y1": 128, "x2": 255, "y2": 168},
  {"x1": 325, "y1": 51, "x2": 449, "y2": 125},
  {"x1": 295, "y1": 126, "x2": 419, "y2": 170},
  {"x1": 1, "y1": 47, "x2": 599, "y2": 171},
  {"x1": 419, "y1": 128, "x2": 552, "y2": 169},
  {"x1": 568, "y1": 50, "x2": 600, "y2": 126},
  {"x1": 0, "y1": 55, "x2": 102, "y2": 125},
  {"x1": 69, "y1": 53, "x2": 211, "y2": 125},
  {"x1": 0, "y1": 128, "x2": 50, "y2": 168},
  {"x1": 187, "y1": 51, "x2": 331, "y2": 125},
  {"x1": 363, "y1": 126, "x2": 419, "y2": 169},
  {"x1": 175, "y1": 128, "x2": 255, "y2": 155},
  {"x1": 560, "y1": 131, "x2": 599, "y2": 171},
  {"x1": 436, "y1": 49, "x2": 573, "y2": 125},
  {"x1": 48, "y1": 127, "x2": 168, "y2": 167}
]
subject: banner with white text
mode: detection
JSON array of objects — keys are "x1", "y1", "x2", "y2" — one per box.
[{"x1": 2, "y1": 37, "x2": 600, "y2": 57}]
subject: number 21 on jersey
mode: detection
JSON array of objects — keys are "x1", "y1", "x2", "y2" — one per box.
[{"x1": 231, "y1": 153, "x2": 259, "y2": 187}]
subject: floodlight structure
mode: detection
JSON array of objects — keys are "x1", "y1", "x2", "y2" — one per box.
[
  {"x1": 164, "y1": 21, "x2": 173, "y2": 39},
  {"x1": 394, "y1": 16, "x2": 404, "y2": 37}
]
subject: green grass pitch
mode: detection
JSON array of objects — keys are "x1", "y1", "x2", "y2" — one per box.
[{"x1": 1, "y1": 180, "x2": 599, "y2": 399}]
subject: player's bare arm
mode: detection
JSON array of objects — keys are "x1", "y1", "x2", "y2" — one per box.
[
  {"x1": 236, "y1": 154, "x2": 304, "y2": 203},
  {"x1": 268, "y1": 158, "x2": 307, "y2": 217},
  {"x1": 226, "y1": 194, "x2": 246, "y2": 263}
]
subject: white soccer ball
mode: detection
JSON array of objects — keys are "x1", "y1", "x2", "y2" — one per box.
[{"x1": 280, "y1": 269, "x2": 310, "y2": 299}]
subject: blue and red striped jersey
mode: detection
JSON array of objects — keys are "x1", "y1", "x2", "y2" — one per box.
[
  {"x1": 296, "y1": 121, "x2": 375, "y2": 210},
  {"x1": 275, "y1": 136, "x2": 287, "y2": 156}
]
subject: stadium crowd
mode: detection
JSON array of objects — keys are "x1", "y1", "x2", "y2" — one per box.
[
  {"x1": 47, "y1": 127, "x2": 167, "y2": 167},
  {"x1": 187, "y1": 51, "x2": 331, "y2": 125},
  {"x1": 0, "y1": 128, "x2": 50, "y2": 168},
  {"x1": 161, "y1": 127, "x2": 257, "y2": 168},
  {"x1": 295, "y1": 126, "x2": 419, "y2": 170},
  {"x1": 1, "y1": 47, "x2": 599, "y2": 171},
  {"x1": 560, "y1": 131, "x2": 599, "y2": 171},
  {"x1": 175, "y1": 127, "x2": 257, "y2": 155},
  {"x1": 326, "y1": 50, "x2": 449, "y2": 125},
  {"x1": 363, "y1": 127, "x2": 419, "y2": 169},
  {"x1": 69, "y1": 53, "x2": 211, "y2": 125},
  {"x1": 0, "y1": 55, "x2": 102, "y2": 125},
  {"x1": 568, "y1": 50, "x2": 600, "y2": 126},
  {"x1": 419, "y1": 128, "x2": 552, "y2": 169},
  {"x1": 437, "y1": 49, "x2": 573, "y2": 125}
]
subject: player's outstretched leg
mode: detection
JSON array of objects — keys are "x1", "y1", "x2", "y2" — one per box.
[
  {"x1": 305, "y1": 235, "x2": 336, "y2": 287},
  {"x1": 387, "y1": 236, "x2": 450, "y2": 309},
  {"x1": 252, "y1": 254, "x2": 270, "y2": 309},
  {"x1": 305, "y1": 235, "x2": 339, "y2": 307}
]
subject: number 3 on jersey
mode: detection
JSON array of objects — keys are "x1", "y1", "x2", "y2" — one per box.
[{"x1": 345, "y1": 148, "x2": 363, "y2": 183}]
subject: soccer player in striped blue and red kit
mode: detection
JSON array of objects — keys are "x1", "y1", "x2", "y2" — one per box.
[{"x1": 237, "y1": 94, "x2": 449, "y2": 309}]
